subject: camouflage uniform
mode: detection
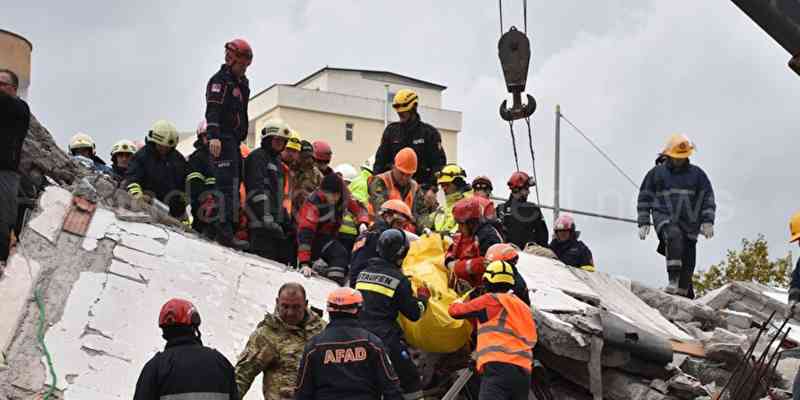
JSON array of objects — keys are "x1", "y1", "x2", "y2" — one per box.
[
  {"x1": 292, "y1": 164, "x2": 323, "y2": 217},
  {"x1": 235, "y1": 311, "x2": 326, "y2": 400}
]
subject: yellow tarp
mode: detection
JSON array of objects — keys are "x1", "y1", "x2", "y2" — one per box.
[{"x1": 398, "y1": 234, "x2": 472, "y2": 353}]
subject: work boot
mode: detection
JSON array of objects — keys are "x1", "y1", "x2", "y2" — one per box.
[{"x1": 665, "y1": 270, "x2": 680, "y2": 295}]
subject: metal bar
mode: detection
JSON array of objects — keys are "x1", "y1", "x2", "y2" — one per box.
[
  {"x1": 489, "y1": 196, "x2": 637, "y2": 224},
  {"x1": 718, "y1": 311, "x2": 776, "y2": 397},
  {"x1": 745, "y1": 326, "x2": 791, "y2": 400},
  {"x1": 733, "y1": 317, "x2": 790, "y2": 399},
  {"x1": 554, "y1": 104, "x2": 561, "y2": 223}
]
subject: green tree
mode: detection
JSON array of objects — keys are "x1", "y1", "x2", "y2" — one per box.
[{"x1": 693, "y1": 234, "x2": 792, "y2": 297}]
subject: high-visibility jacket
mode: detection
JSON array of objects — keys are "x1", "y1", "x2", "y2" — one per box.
[
  {"x1": 430, "y1": 190, "x2": 471, "y2": 235},
  {"x1": 349, "y1": 169, "x2": 371, "y2": 204},
  {"x1": 448, "y1": 292, "x2": 537, "y2": 373},
  {"x1": 367, "y1": 171, "x2": 418, "y2": 218}
]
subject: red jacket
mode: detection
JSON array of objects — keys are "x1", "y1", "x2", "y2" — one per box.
[
  {"x1": 446, "y1": 223, "x2": 503, "y2": 287},
  {"x1": 297, "y1": 190, "x2": 369, "y2": 263}
]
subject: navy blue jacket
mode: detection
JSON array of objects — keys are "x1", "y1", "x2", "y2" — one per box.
[
  {"x1": 204, "y1": 65, "x2": 250, "y2": 141},
  {"x1": 790, "y1": 258, "x2": 800, "y2": 303},
  {"x1": 637, "y1": 161, "x2": 715, "y2": 238},
  {"x1": 550, "y1": 238, "x2": 593, "y2": 268},
  {"x1": 0, "y1": 94, "x2": 29, "y2": 172},
  {"x1": 244, "y1": 142, "x2": 288, "y2": 226},
  {"x1": 349, "y1": 220, "x2": 391, "y2": 288}
]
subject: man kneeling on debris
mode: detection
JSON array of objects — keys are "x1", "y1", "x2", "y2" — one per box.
[
  {"x1": 134, "y1": 299, "x2": 238, "y2": 400},
  {"x1": 125, "y1": 120, "x2": 189, "y2": 220},
  {"x1": 295, "y1": 287, "x2": 403, "y2": 400},
  {"x1": 355, "y1": 228, "x2": 431, "y2": 400},
  {"x1": 449, "y1": 260, "x2": 538, "y2": 400},
  {"x1": 235, "y1": 282, "x2": 325, "y2": 400},
  {"x1": 549, "y1": 214, "x2": 595, "y2": 271},
  {"x1": 350, "y1": 199, "x2": 415, "y2": 288},
  {"x1": 637, "y1": 134, "x2": 715, "y2": 298}
]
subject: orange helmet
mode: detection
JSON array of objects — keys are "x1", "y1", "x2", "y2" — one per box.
[
  {"x1": 508, "y1": 171, "x2": 536, "y2": 190},
  {"x1": 485, "y1": 243, "x2": 520, "y2": 264},
  {"x1": 453, "y1": 196, "x2": 483, "y2": 224},
  {"x1": 380, "y1": 199, "x2": 413, "y2": 222},
  {"x1": 240, "y1": 143, "x2": 251, "y2": 159},
  {"x1": 158, "y1": 298, "x2": 201, "y2": 328},
  {"x1": 327, "y1": 287, "x2": 363, "y2": 314},
  {"x1": 394, "y1": 148, "x2": 418, "y2": 174}
]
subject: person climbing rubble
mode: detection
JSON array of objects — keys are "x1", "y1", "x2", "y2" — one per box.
[
  {"x1": 334, "y1": 163, "x2": 361, "y2": 260},
  {"x1": 313, "y1": 140, "x2": 335, "y2": 176},
  {"x1": 497, "y1": 171, "x2": 549, "y2": 250},
  {"x1": 292, "y1": 140, "x2": 324, "y2": 216},
  {"x1": 244, "y1": 119, "x2": 293, "y2": 264},
  {"x1": 637, "y1": 134, "x2": 715, "y2": 299},
  {"x1": 295, "y1": 287, "x2": 404, "y2": 400},
  {"x1": 485, "y1": 243, "x2": 530, "y2": 305},
  {"x1": 549, "y1": 213, "x2": 595, "y2": 271},
  {"x1": 373, "y1": 89, "x2": 446, "y2": 209},
  {"x1": 133, "y1": 299, "x2": 238, "y2": 400},
  {"x1": 109, "y1": 139, "x2": 137, "y2": 183},
  {"x1": 297, "y1": 173, "x2": 369, "y2": 285},
  {"x1": 125, "y1": 120, "x2": 189, "y2": 220},
  {"x1": 68, "y1": 132, "x2": 113, "y2": 175},
  {"x1": 186, "y1": 120, "x2": 216, "y2": 237},
  {"x1": 0, "y1": 68, "x2": 30, "y2": 273},
  {"x1": 350, "y1": 200, "x2": 416, "y2": 288},
  {"x1": 472, "y1": 175, "x2": 494, "y2": 199},
  {"x1": 424, "y1": 163, "x2": 472, "y2": 236},
  {"x1": 205, "y1": 38, "x2": 252, "y2": 249},
  {"x1": 355, "y1": 228, "x2": 431, "y2": 400},
  {"x1": 446, "y1": 196, "x2": 504, "y2": 289},
  {"x1": 368, "y1": 147, "x2": 429, "y2": 230},
  {"x1": 235, "y1": 283, "x2": 325, "y2": 400},
  {"x1": 448, "y1": 260, "x2": 538, "y2": 400}
]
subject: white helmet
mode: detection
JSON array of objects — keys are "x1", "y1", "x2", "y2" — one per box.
[
  {"x1": 147, "y1": 120, "x2": 180, "y2": 147},
  {"x1": 69, "y1": 133, "x2": 96, "y2": 153},
  {"x1": 334, "y1": 163, "x2": 358, "y2": 182},
  {"x1": 111, "y1": 140, "x2": 137, "y2": 157},
  {"x1": 261, "y1": 118, "x2": 291, "y2": 139}
]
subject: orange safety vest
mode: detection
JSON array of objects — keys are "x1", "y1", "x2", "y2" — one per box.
[
  {"x1": 475, "y1": 293, "x2": 538, "y2": 373},
  {"x1": 367, "y1": 171, "x2": 418, "y2": 218}
]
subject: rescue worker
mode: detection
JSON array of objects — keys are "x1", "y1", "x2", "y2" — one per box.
[
  {"x1": 485, "y1": 243, "x2": 530, "y2": 305},
  {"x1": 126, "y1": 120, "x2": 189, "y2": 220},
  {"x1": 68, "y1": 133, "x2": 113, "y2": 174},
  {"x1": 235, "y1": 283, "x2": 325, "y2": 400},
  {"x1": 549, "y1": 214, "x2": 595, "y2": 270},
  {"x1": 295, "y1": 287, "x2": 403, "y2": 400},
  {"x1": 355, "y1": 229, "x2": 431, "y2": 400},
  {"x1": 497, "y1": 171, "x2": 549, "y2": 249},
  {"x1": 297, "y1": 173, "x2": 369, "y2": 285},
  {"x1": 313, "y1": 140, "x2": 334, "y2": 176},
  {"x1": 350, "y1": 200, "x2": 415, "y2": 288},
  {"x1": 637, "y1": 134, "x2": 715, "y2": 298},
  {"x1": 368, "y1": 148, "x2": 427, "y2": 228},
  {"x1": 335, "y1": 163, "x2": 361, "y2": 259},
  {"x1": 0, "y1": 68, "x2": 29, "y2": 270},
  {"x1": 446, "y1": 196, "x2": 504, "y2": 288},
  {"x1": 281, "y1": 130, "x2": 302, "y2": 169},
  {"x1": 448, "y1": 261, "x2": 538, "y2": 400},
  {"x1": 187, "y1": 120, "x2": 216, "y2": 237},
  {"x1": 787, "y1": 212, "x2": 800, "y2": 399},
  {"x1": 109, "y1": 140, "x2": 137, "y2": 182},
  {"x1": 205, "y1": 38, "x2": 252, "y2": 249},
  {"x1": 292, "y1": 140, "x2": 323, "y2": 217},
  {"x1": 244, "y1": 119, "x2": 293, "y2": 263},
  {"x1": 373, "y1": 89, "x2": 446, "y2": 203},
  {"x1": 350, "y1": 156, "x2": 374, "y2": 204},
  {"x1": 133, "y1": 298, "x2": 238, "y2": 400},
  {"x1": 472, "y1": 176, "x2": 493, "y2": 199},
  {"x1": 426, "y1": 164, "x2": 471, "y2": 236}
]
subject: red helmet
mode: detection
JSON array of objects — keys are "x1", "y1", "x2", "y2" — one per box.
[
  {"x1": 507, "y1": 171, "x2": 536, "y2": 189},
  {"x1": 486, "y1": 243, "x2": 520, "y2": 264},
  {"x1": 327, "y1": 287, "x2": 363, "y2": 314},
  {"x1": 453, "y1": 197, "x2": 483, "y2": 224},
  {"x1": 313, "y1": 140, "x2": 333, "y2": 162},
  {"x1": 158, "y1": 298, "x2": 201, "y2": 328},
  {"x1": 225, "y1": 39, "x2": 253, "y2": 66}
]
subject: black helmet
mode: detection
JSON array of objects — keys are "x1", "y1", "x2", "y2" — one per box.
[{"x1": 377, "y1": 229, "x2": 409, "y2": 264}]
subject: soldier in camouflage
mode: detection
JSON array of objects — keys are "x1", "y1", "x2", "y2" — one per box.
[
  {"x1": 235, "y1": 283, "x2": 326, "y2": 400},
  {"x1": 291, "y1": 140, "x2": 323, "y2": 217}
]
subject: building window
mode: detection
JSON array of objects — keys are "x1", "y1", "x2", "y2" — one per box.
[{"x1": 345, "y1": 123, "x2": 354, "y2": 142}]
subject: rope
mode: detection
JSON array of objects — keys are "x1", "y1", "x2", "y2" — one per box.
[
  {"x1": 523, "y1": 0, "x2": 528, "y2": 34},
  {"x1": 498, "y1": 0, "x2": 504, "y2": 35},
  {"x1": 559, "y1": 113, "x2": 639, "y2": 189},
  {"x1": 507, "y1": 121, "x2": 520, "y2": 171},
  {"x1": 524, "y1": 117, "x2": 541, "y2": 205}
]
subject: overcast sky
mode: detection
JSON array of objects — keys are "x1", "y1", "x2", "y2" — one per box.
[{"x1": 4, "y1": 0, "x2": 799, "y2": 287}]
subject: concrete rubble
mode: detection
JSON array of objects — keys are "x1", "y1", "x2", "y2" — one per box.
[{"x1": 1, "y1": 122, "x2": 798, "y2": 400}]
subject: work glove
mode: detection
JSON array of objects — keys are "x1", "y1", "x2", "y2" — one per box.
[
  {"x1": 358, "y1": 223, "x2": 369, "y2": 234},
  {"x1": 209, "y1": 138, "x2": 222, "y2": 159},
  {"x1": 701, "y1": 223, "x2": 714, "y2": 239},
  {"x1": 638, "y1": 225, "x2": 650, "y2": 240},
  {"x1": 299, "y1": 263, "x2": 314, "y2": 278},
  {"x1": 417, "y1": 285, "x2": 431, "y2": 303}
]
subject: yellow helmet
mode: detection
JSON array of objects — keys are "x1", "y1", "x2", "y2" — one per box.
[
  {"x1": 392, "y1": 89, "x2": 419, "y2": 113},
  {"x1": 286, "y1": 130, "x2": 302, "y2": 151},
  {"x1": 148, "y1": 120, "x2": 179, "y2": 147},
  {"x1": 69, "y1": 133, "x2": 96, "y2": 152},
  {"x1": 111, "y1": 140, "x2": 137, "y2": 157},
  {"x1": 790, "y1": 211, "x2": 800, "y2": 243},
  {"x1": 662, "y1": 134, "x2": 695, "y2": 159},
  {"x1": 482, "y1": 260, "x2": 516, "y2": 286},
  {"x1": 437, "y1": 164, "x2": 466, "y2": 184}
]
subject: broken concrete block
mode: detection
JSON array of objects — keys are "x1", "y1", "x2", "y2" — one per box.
[
  {"x1": 532, "y1": 287, "x2": 592, "y2": 313},
  {"x1": 651, "y1": 378, "x2": 669, "y2": 393},
  {"x1": 705, "y1": 342, "x2": 744, "y2": 367},
  {"x1": 667, "y1": 372, "x2": 710, "y2": 399},
  {"x1": 720, "y1": 309, "x2": 753, "y2": 330},
  {"x1": 631, "y1": 280, "x2": 718, "y2": 325},
  {"x1": 0, "y1": 254, "x2": 42, "y2": 354},
  {"x1": 28, "y1": 186, "x2": 72, "y2": 242}
]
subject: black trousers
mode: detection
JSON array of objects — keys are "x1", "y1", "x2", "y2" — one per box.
[
  {"x1": 660, "y1": 223, "x2": 697, "y2": 298},
  {"x1": 249, "y1": 228, "x2": 291, "y2": 265},
  {"x1": 311, "y1": 235, "x2": 350, "y2": 286},
  {"x1": 0, "y1": 171, "x2": 20, "y2": 262},
  {"x1": 479, "y1": 362, "x2": 529, "y2": 400},
  {"x1": 210, "y1": 137, "x2": 240, "y2": 238},
  {"x1": 383, "y1": 334, "x2": 423, "y2": 400}
]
